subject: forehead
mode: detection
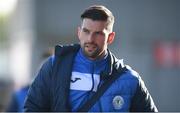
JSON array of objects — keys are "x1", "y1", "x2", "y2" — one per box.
[{"x1": 81, "y1": 18, "x2": 108, "y2": 31}]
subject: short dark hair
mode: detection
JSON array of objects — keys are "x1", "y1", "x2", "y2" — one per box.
[{"x1": 81, "y1": 5, "x2": 114, "y2": 32}]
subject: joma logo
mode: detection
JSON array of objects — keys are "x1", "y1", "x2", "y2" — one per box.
[{"x1": 71, "y1": 77, "x2": 81, "y2": 83}]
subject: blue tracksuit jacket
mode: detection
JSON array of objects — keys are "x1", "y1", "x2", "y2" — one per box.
[{"x1": 24, "y1": 44, "x2": 158, "y2": 112}]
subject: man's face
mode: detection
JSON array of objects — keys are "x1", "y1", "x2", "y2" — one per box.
[{"x1": 78, "y1": 18, "x2": 115, "y2": 60}]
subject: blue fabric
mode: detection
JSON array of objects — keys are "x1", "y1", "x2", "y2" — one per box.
[
  {"x1": 73, "y1": 49, "x2": 109, "y2": 74},
  {"x1": 24, "y1": 44, "x2": 158, "y2": 112},
  {"x1": 69, "y1": 49, "x2": 139, "y2": 111},
  {"x1": 70, "y1": 49, "x2": 108, "y2": 111}
]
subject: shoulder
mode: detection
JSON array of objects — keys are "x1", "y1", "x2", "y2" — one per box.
[
  {"x1": 30, "y1": 56, "x2": 54, "y2": 86},
  {"x1": 121, "y1": 65, "x2": 149, "y2": 96},
  {"x1": 112, "y1": 57, "x2": 141, "y2": 81},
  {"x1": 116, "y1": 64, "x2": 141, "y2": 89},
  {"x1": 110, "y1": 64, "x2": 141, "y2": 96},
  {"x1": 110, "y1": 53, "x2": 141, "y2": 82},
  {"x1": 124, "y1": 65, "x2": 141, "y2": 80},
  {"x1": 39, "y1": 56, "x2": 54, "y2": 72},
  {"x1": 54, "y1": 44, "x2": 80, "y2": 56}
]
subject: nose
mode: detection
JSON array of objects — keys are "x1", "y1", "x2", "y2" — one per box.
[{"x1": 87, "y1": 34, "x2": 94, "y2": 42}]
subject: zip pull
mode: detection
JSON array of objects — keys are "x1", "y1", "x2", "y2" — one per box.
[{"x1": 90, "y1": 63, "x2": 95, "y2": 92}]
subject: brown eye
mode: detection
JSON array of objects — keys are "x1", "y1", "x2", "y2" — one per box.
[
  {"x1": 95, "y1": 32, "x2": 100, "y2": 35},
  {"x1": 82, "y1": 28, "x2": 89, "y2": 34},
  {"x1": 95, "y1": 32, "x2": 104, "y2": 36}
]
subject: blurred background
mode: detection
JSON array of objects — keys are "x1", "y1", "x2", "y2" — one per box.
[{"x1": 0, "y1": 0, "x2": 179, "y2": 112}]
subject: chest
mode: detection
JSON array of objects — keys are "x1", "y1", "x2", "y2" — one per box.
[{"x1": 69, "y1": 71, "x2": 136, "y2": 112}]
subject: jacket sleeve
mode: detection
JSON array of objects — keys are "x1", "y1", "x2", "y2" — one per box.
[
  {"x1": 130, "y1": 77, "x2": 158, "y2": 112},
  {"x1": 24, "y1": 57, "x2": 53, "y2": 112}
]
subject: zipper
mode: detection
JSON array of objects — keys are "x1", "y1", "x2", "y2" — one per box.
[{"x1": 90, "y1": 63, "x2": 95, "y2": 92}]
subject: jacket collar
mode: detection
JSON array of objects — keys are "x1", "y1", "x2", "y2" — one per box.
[
  {"x1": 55, "y1": 44, "x2": 125, "y2": 76},
  {"x1": 55, "y1": 44, "x2": 80, "y2": 57},
  {"x1": 100, "y1": 49, "x2": 125, "y2": 78}
]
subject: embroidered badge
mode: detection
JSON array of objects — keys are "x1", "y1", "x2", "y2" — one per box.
[{"x1": 112, "y1": 95, "x2": 124, "y2": 110}]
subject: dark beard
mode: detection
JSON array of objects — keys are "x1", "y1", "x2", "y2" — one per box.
[{"x1": 82, "y1": 43, "x2": 100, "y2": 59}]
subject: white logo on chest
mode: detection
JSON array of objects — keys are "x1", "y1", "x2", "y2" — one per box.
[{"x1": 70, "y1": 72, "x2": 100, "y2": 92}]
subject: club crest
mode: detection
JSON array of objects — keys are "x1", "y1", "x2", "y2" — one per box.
[{"x1": 112, "y1": 95, "x2": 124, "y2": 110}]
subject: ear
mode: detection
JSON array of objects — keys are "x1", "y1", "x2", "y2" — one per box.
[
  {"x1": 77, "y1": 27, "x2": 81, "y2": 40},
  {"x1": 107, "y1": 32, "x2": 115, "y2": 44}
]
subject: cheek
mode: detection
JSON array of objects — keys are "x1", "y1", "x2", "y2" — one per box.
[
  {"x1": 97, "y1": 37, "x2": 107, "y2": 44},
  {"x1": 78, "y1": 36, "x2": 85, "y2": 44},
  {"x1": 95, "y1": 39, "x2": 106, "y2": 49},
  {"x1": 78, "y1": 33, "x2": 83, "y2": 41}
]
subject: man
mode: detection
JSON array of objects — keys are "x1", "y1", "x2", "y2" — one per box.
[{"x1": 24, "y1": 5, "x2": 158, "y2": 112}]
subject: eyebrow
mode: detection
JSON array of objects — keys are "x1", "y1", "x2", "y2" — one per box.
[
  {"x1": 82, "y1": 27, "x2": 89, "y2": 31},
  {"x1": 82, "y1": 27, "x2": 104, "y2": 34}
]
